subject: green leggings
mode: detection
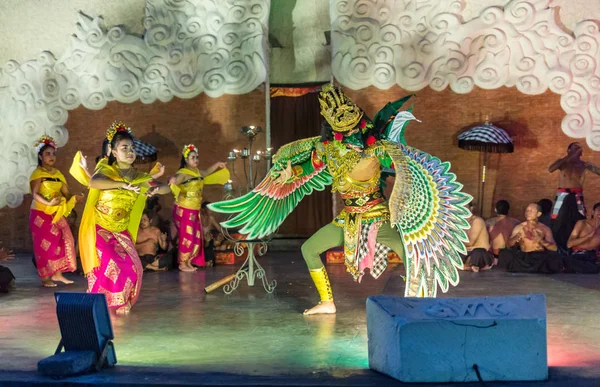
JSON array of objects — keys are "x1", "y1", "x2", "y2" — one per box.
[{"x1": 300, "y1": 222, "x2": 405, "y2": 270}]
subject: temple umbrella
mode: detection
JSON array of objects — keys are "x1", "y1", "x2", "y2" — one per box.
[
  {"x1": 457, "y1": 120, "x2": 514, "y2": 216},
  {"x1": 133, "y1": 138, "x2": 158, "y2": 165}
]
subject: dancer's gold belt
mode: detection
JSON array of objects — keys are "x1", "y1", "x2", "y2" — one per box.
[{"x1": 341, "y1": 191, "x2": 384, "y2": 213}]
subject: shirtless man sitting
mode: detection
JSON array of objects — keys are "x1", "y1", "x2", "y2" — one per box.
[
  {"x1": 564, "y1": 203, "x2": 600, "y2": 273},
  {"x1": 499, "y1": 203, "x2": 563, "y2": 273},
  {"x1": 462, "y1": 201, "x2": 493, "y2": 272},
  {"x1": 486, "y1": 200, "x2": 520, "y2": 259},
  {"x1": 567, "y1": 203, "x2": 600, "y2": 252},
  {"x1": 136, "y1": 211, "x2": 168, "y2": 271},
  {"x1": 548, "y1": 142, "x2": 600, "y2": 219}
]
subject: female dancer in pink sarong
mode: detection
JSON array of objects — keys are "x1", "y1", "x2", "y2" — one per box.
[
  {"x1": 77, "y1": 122, "x2": 171, "y2": 314},
  {"x1": 170, "y1": 144, "x2": 227, "y2": 272},
  {"x1": 29, "y1": 135, "x2": 84, "y2": 287}
]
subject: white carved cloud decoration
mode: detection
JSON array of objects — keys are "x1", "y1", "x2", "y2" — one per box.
[
  {"x1": 0, "y1": 0, "x2": 268, "y2": 208},
  {"x1": 331, "y1": 0, "x2": 600, "y2": 149}
]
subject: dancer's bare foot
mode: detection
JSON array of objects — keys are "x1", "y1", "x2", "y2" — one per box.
[
  {"x1": 471, "y1": 266, "x2": 480, "y2": 273},
  {"x1": 493, "y1": 257, "x2": 499, "y2": 266},
  {"x1": 303, "y1": 301, "x2": 336, "y2": 315},
  {"x1": 51, "y1": 272, "x2": 74, "y2": 284},
  {"x1": 187, "y1": 261, "x2": 197, "y2": 271},
  {"x1": 42, "y1": 278, "x2": 57, "y2": 288},
  {"x1": 179, "y1": 263, "x2": 196, "y2": 272},
  {"x1": 116, "y1": 304, "x2": 131, "y2": 315},
  {"x1": 480, "y1": 264, "x2": 492, "y2": 271}
]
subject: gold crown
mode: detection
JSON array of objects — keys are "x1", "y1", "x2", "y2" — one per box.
[
  {"x1": 34, "y1": 135, "x2": 57, "y2": 153},
  {"x1": 318, "y1": 84, "x2": 364, "y2": 133},
  {"x1": 106, "y1": 121, "x2": 132, "y2": 142},
  {"x1": 182, "y1": 144, "x2": 197, "y2": 158}
]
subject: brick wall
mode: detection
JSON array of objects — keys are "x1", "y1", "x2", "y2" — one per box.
[{"x1": 4, "y1": 84, "x2": 600, "y2": 251}]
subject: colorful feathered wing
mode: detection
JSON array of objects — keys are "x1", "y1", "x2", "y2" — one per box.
[
  {"x1": 381, "y1": 140, "x2": 472, "y2": 297},
  {"x1": 208, "y1": 137, "x2": 332, "y2": 239}
]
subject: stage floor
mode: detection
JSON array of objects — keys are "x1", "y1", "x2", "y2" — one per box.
[{"x1": 1, "y1": 252, "x2": 600, "y2": 386}]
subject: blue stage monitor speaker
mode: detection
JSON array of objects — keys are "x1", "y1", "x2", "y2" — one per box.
[{"x1": 37, "y1": 292, "x2": 117, "y2": 378}]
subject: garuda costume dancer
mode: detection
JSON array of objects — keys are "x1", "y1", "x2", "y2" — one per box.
[
  {"x1": 209, "y1": 85, "x2": 471, "y2": 314},
  {"x1": 30, "y1": 135, "x2": 83, "y2": 287},
  {"x1": 170, "y1": 144, "x2": 228, "y2": 271},
  {"x1": 73, "y1": 122, "x2": 171, "y2": 314}
]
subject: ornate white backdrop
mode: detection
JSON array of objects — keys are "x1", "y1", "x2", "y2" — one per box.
[
  {"x1": 0, "y1": 0, "x2": 599, "y2": 209},
  {"x1": 0, "y1": 0, "x2": 269, "y2": 208},
  {"x1": 331, "y1": 0, "x2": 600, "y2": 149}
]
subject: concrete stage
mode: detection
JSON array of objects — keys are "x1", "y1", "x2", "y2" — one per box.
[{"x1": 1, "y1": 251, "x2": 599, "y2": 387}]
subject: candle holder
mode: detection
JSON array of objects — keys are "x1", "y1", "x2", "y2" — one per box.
[
  {"x1": 219, "y1": 125, "x2": 276, "y2": 295},
  {"x1": 227, "y1": 126, "x2": 270, "y2": 192}
]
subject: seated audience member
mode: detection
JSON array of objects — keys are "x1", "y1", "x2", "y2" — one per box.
[
  {"x1": 564, "y1": 203, "x2": 600, "y2": 273},
  {"x1": 537, "y1": 198, "x2": 553, "y2": 228},
  {"x1": 201, "y1": 202, "x2": 229, "y2": 266},
  {"x1": 0, "y1": 242, "x2": 16, "y2": 293},
  {"x1": 146, "y1": 196, "x2": 175, "y2": 252},
  {"x1": 136, "y1": 211, "x2": 171, "y2": 271},
  {"x1": 462, "y1": 201, "x2": 493, "y2": 272},
  {"x1": 486, "y1": 200, "x2": 520, "y2": 258},
  {"x1": 498, "y1": 203, "x2": 563, "y2": 273}
]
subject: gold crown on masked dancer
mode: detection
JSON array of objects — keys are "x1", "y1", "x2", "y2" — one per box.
[
  {"x1": 33, "y1": 135, "x2": 57, "y2": 153},
  {"x1": 106, "y1": 121, "x2": 132, "y2": 142},
  {"x1": 318, "y1": 84, "x2": 364, "y2": 133},
  {"x1": 182, "y1": 144, "x2": 197, "y2": 158}
]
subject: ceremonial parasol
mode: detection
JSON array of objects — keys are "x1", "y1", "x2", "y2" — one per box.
[
  {"x1": 133, "y1": 138, "x2": 158, "y2": 164},
  {"x1": 457, "y1": 119, "x2": 513, "y2": 215}
]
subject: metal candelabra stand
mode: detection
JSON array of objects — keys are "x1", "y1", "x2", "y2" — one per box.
[{"x1": 220, "y1": 126, "x2": 276, "y2": 294}]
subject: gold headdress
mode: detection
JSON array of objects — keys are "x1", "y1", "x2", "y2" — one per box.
[
  {"x1": 318, "y1": 84, "x2": 364, "y2": 133},
  {"x1": 106, "y1": 121, "x2": 132, "y2": 142},
  {"x1": 182, "y1": 144, "x2": 197, "y2": 158},
  {"x1": 34, "y1": 135, "x2": 57, "y2": 153}
]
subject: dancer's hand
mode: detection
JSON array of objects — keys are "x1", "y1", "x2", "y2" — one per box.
[
  {"x1": 79, "y1": 154, "x2": 88, "y2": 171},
  {"x1": 48, "y1": 197, "x2": 61, "y2": 206},
  {"x1": 122, "y1": 183, "x2": 141, "y2": 194},
  {"x1": 273, "y1": 161, "x2": 293, "y2": 185},
  {"x1": 159, "y1": 232, "x2": 167, "y2": 243},
  {"x1": 75, "y1": 193, "x2": 85, "y2": 203},
  {"x1": 152, "y1": 163, "x2": 165, "y2": 179},
  {"x1": 145, "y1": 186, "x2": 159, "y2": 197},
  {"x1": 168, "y1": 176, "x2": 177, "y2": 186},
  {"x1": 214, "y1": 162, "x2": 227, "y2": 170}
]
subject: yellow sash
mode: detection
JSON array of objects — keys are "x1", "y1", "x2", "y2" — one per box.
[
  {"x1": 79, "y1": 164, "x2": 153, "y2": 274},
  {"x1": 30, "y1": 167, "x2": 76, "y2": 223},
  {"x1": 69, "y1": 152, "x2": 111, "y2": 187},
  {"x1": 170, "y1": 167, "x2": 230, "y2": 200}
]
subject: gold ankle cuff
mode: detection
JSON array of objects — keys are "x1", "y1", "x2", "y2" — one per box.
[{"x1": 309, "y1": 267, "x2": 333, "y2": 302}]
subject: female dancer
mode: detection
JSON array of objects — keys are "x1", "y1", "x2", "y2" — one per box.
[
  {"x1": 79, "y1": 122, "x2": 171, "y2": 314},
  {"x1": 30, "y1": 135, "x2": 83, "y2": 287},
  {"x1": 170, "y1": 144, "x2": 227, "y2": 271}
]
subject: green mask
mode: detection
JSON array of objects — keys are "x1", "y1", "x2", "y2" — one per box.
[{"x1": 342, "y1": 131, "x2": 365, "y2": 150}]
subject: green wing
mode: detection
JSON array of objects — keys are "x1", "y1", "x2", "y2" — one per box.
[{"x1": 208, "y1": 137, "x2": 332, "y2": 239}]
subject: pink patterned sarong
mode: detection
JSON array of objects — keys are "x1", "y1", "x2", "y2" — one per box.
[
  {"x1": 30, "y1": 210, "x2": 76, "y2": 278},
  {"x1": 173, "y1": 204, "x2": 205, "y2": 266},
  {"x1": 87, "y1": 225, "x2": 143, "y2": 308}
]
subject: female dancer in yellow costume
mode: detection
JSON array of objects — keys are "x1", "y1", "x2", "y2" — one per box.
[
  {"x1": 74, "y1": 122, "x2": 171, "y2": 314},
  {"x1": 170, "y1": 144, "x2": 228, "y2": 272},
  {"x1": 29, "y1": 135, "x2": 84, "y2": 287}
]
